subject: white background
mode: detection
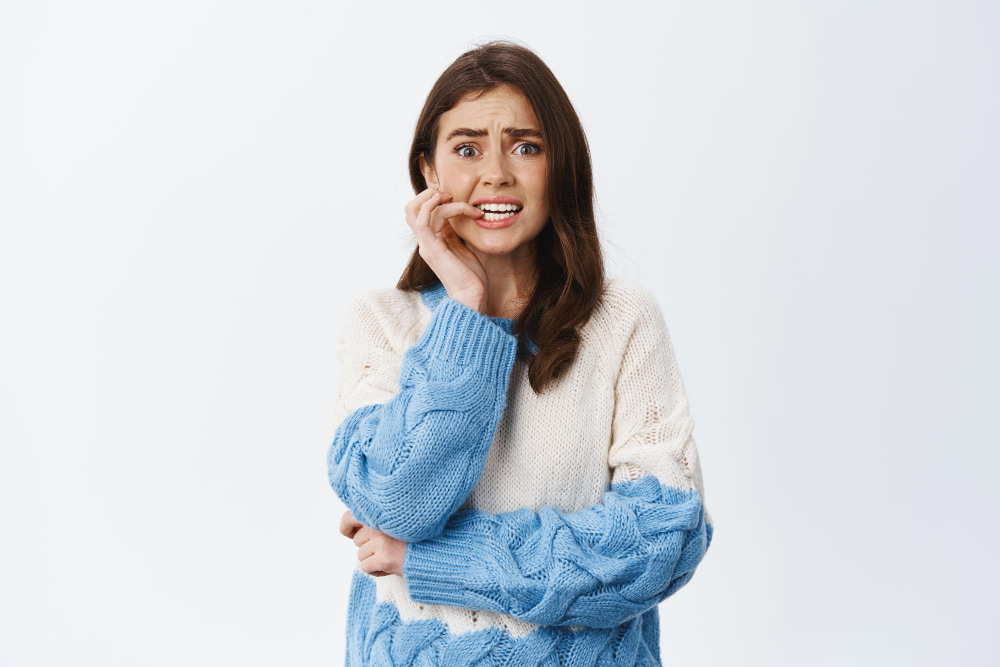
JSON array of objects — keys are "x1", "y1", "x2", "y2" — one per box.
[{"x1": 2, "y1": 1, "x2": 997, "y2": 664}]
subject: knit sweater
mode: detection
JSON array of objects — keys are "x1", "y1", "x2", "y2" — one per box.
[{"x1": 327, "y1": 277, "x2": 714, "y2": 666}]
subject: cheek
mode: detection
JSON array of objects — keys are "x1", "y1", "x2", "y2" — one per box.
[
  {"x1": 529, "y1": 167, "x2": 549, "y2": 220},
  {"x1": 526, "y1": 164, "x2": 547, "y2": 195},
  {"x1": 438, "y1": 165, "x2": 476, "y2": 189}
]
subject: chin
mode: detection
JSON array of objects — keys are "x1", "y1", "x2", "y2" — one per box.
[{"x1": 463, "y1": 233, "x2": 521, "y2": 255}]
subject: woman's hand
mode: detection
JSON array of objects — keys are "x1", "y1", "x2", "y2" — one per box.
[
  {"x1": 339, "y1": 509, "x2": 406, "y2": 577},
  {"x1": 404, "y1": 187, "x2": 488, "y2": 312}
]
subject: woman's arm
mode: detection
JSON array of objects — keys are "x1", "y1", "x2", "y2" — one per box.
[
  {"x1": 400, "y1": 287, "x2": 715, "y2": 628},
  {"x1": 326, "y1": 290, "x2": 519, "y2": 543}
]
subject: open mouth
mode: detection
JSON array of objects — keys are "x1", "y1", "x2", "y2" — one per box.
[{"x1": 476, "y1": 203, "x2": 523, "y2": 221}]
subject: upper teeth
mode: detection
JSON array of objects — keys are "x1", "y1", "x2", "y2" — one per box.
[{"x1": 477, "y1": 203, "x2": 522, "y2": 212}]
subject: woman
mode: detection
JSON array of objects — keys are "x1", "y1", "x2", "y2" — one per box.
[{"x1": 327, "y1": 40, "x2": 714, "y2": 666}]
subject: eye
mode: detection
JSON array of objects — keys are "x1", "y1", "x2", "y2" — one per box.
[{"x1": 453, "y1": 142, "x2": 544, "y2": 159}]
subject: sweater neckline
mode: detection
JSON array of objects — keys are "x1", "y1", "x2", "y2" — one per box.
[{"x1": 419, "y1": 281, "x2": 538, "y2": 353}]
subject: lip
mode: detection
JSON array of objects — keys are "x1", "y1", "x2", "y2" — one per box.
[
  {"x1": 472, "y1": 208, "x2": 522, "y2": 229},
  {"x1": 471, "y1": 195, "x2": 523, "y2": 206}
]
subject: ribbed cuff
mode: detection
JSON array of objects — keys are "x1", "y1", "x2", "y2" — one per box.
[
  {"x1": 403, "y1": 520, "x2": 492, "y2": 607},
  {"x1": 413, "y1": 297, "x2": 519, "y2": 384}
]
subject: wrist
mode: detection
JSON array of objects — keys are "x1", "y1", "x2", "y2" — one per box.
[{"x1": 451, "y1": 292, "x2": 486, "y2": 315}]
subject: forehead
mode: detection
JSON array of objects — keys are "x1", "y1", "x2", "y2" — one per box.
[{"x1": 437, "y1": 86, "x2": 540, "y2": 136}]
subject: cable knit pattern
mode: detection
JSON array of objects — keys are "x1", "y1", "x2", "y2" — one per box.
[
  {"x1": 327, "y1": 278, "x2": 714, "y2": 665},
  {"x1": 328, "y1": 295, "x2": 519, "y2": 542}
]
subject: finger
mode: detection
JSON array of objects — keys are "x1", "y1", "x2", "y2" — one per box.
[
  {"x1": 357, "y1": 541, "x2": 375, "y2": 562},
  {"x1": 433, "y1": 201, "x2": 481, "y2": 218},
  {"x1": 430, "y1": 202, "x2": 483, "y2": 235},
  {"x1": 403, "y1": 189, "x2": 440, "y2": 231},
  {"x1": 416, "y1": 192, "x2": 444, "y2": 227},
  {"x1": 441, "y1": 220, "x2": 467, "y2": 247},
  {"x1": 409, "y1": 192, "x2": 442, "y2": 237},
  {"x1": 360, "y1": 553, "x2": 386, "y2": 575},
  {"x1": 430, "y1": 203, "x2": 482, "y2": 237},
  {"x1": 339, "y1": 510, "x2": 363, "y2": 538},
  {"x1": 404, "y1": 187, "x2": 441, "y2": 220},
  {"x1": 353, "y1": 526, "x2": 372, "y2": 547}
]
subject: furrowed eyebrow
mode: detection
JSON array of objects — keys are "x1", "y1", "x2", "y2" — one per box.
[{"x1": 444, "y1": 127, "x2": 544, "y2": 142}]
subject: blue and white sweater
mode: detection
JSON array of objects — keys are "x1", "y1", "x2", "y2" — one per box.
[{"x1": 327, "y1": 278, "x2": 714, "y2": 666}]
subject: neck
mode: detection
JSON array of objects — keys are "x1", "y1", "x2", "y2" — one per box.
[{"x1": 470, "y1": 244, "x2": 539, "y2": 320}]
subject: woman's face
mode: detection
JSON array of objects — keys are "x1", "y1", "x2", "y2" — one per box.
[{"x1": 420, "y1": 85, "x2": 550, "y2": 256}]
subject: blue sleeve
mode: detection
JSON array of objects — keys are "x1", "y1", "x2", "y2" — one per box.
[
  {"x1": 401, "y1": 281, "x2": 714, "y2": 628},
  {"x1": 326, "y1": 294, "x2": 519, "y2": 543},
  {"x1": 401, "y1": 473, "x2": 713, "y2": 628}
]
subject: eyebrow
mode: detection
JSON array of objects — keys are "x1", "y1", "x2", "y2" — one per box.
[{"x1": 444, "y1": 127, "x2": 545, "y2": 142}]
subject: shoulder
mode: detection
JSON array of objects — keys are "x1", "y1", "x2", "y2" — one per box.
[
  {"x1": 576, "y1": 277, "x2": 675, "y2": 374},
  {"x1": 339, "y1": 286, "x2": 427, "y2": 352},
  {"x1": 595, "y1": 279, "x2": 687, "y2": 393},
  {"x1": 602, "y1": 277, "x2": 662, "y2": 309},
  {"x1": 595, "y1": 277, "x2": 671, "y2": 339},
  {"x1": 345, "y1": 285, "x2": 421, "y2": 317}
]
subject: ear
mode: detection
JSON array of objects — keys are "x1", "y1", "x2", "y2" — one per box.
[{"x1": 419, "y1": 153, "x2": 439, "y2": 189}]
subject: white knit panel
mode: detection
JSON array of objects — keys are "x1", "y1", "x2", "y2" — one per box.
[
  {"x1": 603, "y1": 280, "x2": 703, "y2": 498},
  {"x1": 369, "y1": 564, "x2": 587, "y2": 638}
]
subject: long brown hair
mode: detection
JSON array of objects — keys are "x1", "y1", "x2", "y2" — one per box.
[{"x1": 397, "y1": 39, "x2": 606, "y2": 394}]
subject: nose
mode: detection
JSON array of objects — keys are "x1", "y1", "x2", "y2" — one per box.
[{"x1": 481, "y1": 146, "x2": 513, "y2": 187}]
